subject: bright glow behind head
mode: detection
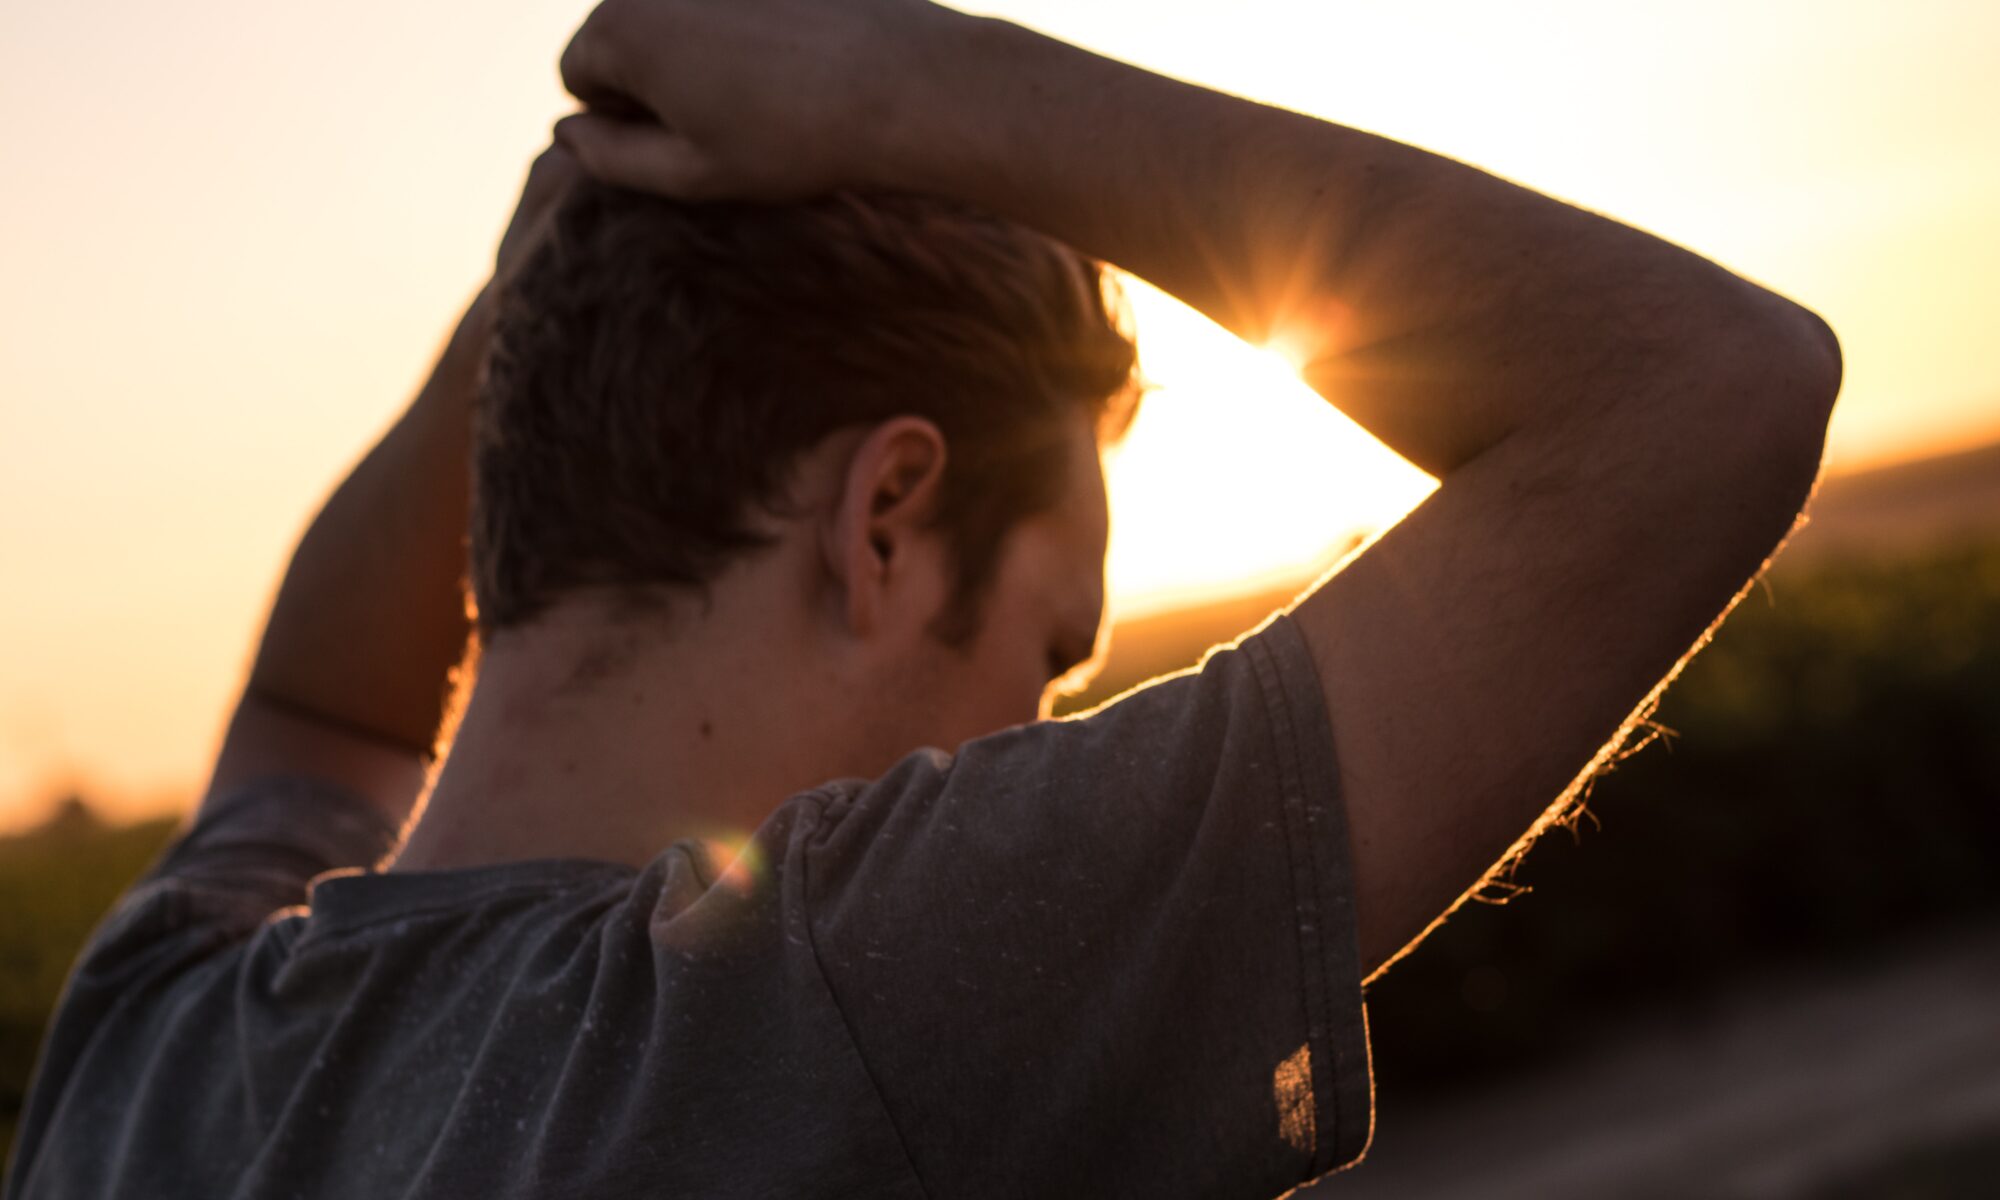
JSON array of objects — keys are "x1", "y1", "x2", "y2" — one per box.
[{"x1": 1104, "y1": 276, "x2": 1436, "y2": 617}]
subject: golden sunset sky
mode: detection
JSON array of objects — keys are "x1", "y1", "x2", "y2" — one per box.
[{"x1": 3, "y1": 0, "x2": 1997, "y2": 828}]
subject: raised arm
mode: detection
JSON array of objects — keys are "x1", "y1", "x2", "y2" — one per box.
[
  {"x1": 555, "y1": 1, "x2": 1841, "y2": 976},
  {"x1": 199, "y1": 148, "x2": 579, "y2": 831}
]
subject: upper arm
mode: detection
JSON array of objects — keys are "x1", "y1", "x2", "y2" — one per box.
[
  {"x1": 1292, "y1": 312, "x2": 1839, "y2": 978},
  {"x1": 200, "y1": 688, "x2": 429, "y2": 833}
]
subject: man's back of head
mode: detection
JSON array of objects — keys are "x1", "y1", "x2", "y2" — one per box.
[{"x1": 473, "y1": 180, "x2": 1142, "y2": 648}]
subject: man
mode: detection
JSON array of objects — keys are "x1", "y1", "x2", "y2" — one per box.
[{"x1": 7, "y1": 0, "x2": 1841, "y2": 1196}]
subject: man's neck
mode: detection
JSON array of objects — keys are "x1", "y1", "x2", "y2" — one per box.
[{"x1": 392, "y1": 595, "x2": 853, "y2": 873}]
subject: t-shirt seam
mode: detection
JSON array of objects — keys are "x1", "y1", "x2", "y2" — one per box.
[
  {"x1": 793, "y1": 793, "x2": 940, "y2": 1200},
  {"x1": 1244, "y1": 637, "x2": 1330, "y2": 1162},
  {"x1": 303, "y1": 870, "x2": 635, "y2": 936},
  {"x1": 1248, "y1": 622, "x2": 1348, "y2": 1181},
  {"x1": 1275, "y1": 617, "x2": 1375, "y2": 1173}
]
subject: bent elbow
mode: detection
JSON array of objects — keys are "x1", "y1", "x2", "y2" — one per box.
[
  {"x1": 1782, "y1": 300, "x2": 1844, "y2": 428},
  {"x1": 1716, "y1": 287, "x2": 1842, "y2": 463},
  {"x1": 1699, "y1": 294, "x2": 1844, "y2": 543}
]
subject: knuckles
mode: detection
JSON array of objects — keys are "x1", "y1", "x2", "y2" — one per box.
[{"x1": 559, "y1": 1, "x2": 630, "y2": 101}]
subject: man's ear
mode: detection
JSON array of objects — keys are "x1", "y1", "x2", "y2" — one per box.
[{"x1": 822, "y1": 417, "x2": 950, "y2": 637}]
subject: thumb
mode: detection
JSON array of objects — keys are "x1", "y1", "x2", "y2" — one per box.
[{"x1": 554, "y1": 113, "x2": 725, "y2": 201}]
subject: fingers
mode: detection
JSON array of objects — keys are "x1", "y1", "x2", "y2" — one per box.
[
  {"x1": 520, "y1": 143, "x2": 585, "y2": 214},
  {"x1": 553, "y1": 112, "x2": 724, "y2": 200},
  {"x1": 558, "y1": 0, "x2": 636, "y2": 113}
]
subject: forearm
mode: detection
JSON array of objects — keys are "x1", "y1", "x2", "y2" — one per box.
[
  {"x1": 877, "y1": 15, "x2": 1838, "y2": 476},
  {"x1": 242, "y1": 296, "x2": 488, "y2": 758}
]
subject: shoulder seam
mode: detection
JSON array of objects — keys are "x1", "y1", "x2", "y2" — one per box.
[
  {"x1": 1246, "y1": 618, "x2": 1363, "y2": 1179},
  {"x1": 792, "y1": 794, "x2": 940, "y2": 1200}
]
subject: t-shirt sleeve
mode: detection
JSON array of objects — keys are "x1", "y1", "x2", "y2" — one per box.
[
  {"x1": 96, "y1": 776, "x2": 404, "y2": 958},
  {"x1": 7, "y1": 778, "x2": 404, "y2": 1188},
  {"x1": 800, "y1": 614, "x2": 1373, "y2": 1199}
]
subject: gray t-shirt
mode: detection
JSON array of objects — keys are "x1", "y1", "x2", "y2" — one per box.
[{"x1": 6, "y1": 615, "x2": 1372, "y2": 1199}]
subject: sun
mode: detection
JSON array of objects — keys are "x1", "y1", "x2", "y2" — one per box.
[{"x1": 1103, "y1": 275, "x2": 1437, "y2": 619}]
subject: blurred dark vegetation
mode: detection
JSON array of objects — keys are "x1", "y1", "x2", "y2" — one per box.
[
  {"x1": 3, "y1": 537, "x2": 1996, "y2": 1169},
  {"x1": 1361, "y1": 537, "x2": 2000, "y2": 1101},
  {"x1": 0, "y1": 801, "x2": 177, "y2": 1160}
]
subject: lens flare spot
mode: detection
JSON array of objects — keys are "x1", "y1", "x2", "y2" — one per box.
[{"x1": 696, "y1": 834, "x2": 766, "y2": 898}]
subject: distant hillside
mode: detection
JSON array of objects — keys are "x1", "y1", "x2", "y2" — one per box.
[
  {"x1": 1061, "y1": 437, "x2": 2000, "y2": 714},
  {"x1": 1790, "y1": 438, "x2": 2000, "y2": 564}
]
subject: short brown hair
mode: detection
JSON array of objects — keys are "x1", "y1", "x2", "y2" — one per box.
[{"x1": 471, "y1": 181, "x2": 1141, "y2": 643}]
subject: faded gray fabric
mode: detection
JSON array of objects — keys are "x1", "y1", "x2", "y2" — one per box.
[{"x1": 7, "y1": 614, "x2": 1372, "y2": 1199}]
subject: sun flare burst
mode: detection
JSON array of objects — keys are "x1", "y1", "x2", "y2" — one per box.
[{"x1": 1104, "y1": 277, "x2": 1436, "y2": 619}]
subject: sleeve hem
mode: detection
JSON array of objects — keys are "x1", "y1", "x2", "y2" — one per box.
[
  {"x1": 1245, "y1": 615, "x2": 1377, "y2": 1177},
  {"x1": 139, "y1": 776, "x2": 405, "y2": 920}
]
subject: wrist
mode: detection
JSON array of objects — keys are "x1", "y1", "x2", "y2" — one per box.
[
  {"x1": 857, "y1": 7, "x2": 1009, "y2": 195},
  {"x1": 458, "y1": 286, "x2": 500, "y2": 345},
  {"x1": 404, "y1": 294, "x2": 495, "y2": 420},
  {"x1": 857, "y1": 12, "x2": 1118, "y2": 247}
]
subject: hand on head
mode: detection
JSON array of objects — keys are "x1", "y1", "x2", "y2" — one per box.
[{"x1": 553, "y1": 0, "x2": 942, "y2": 202}]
